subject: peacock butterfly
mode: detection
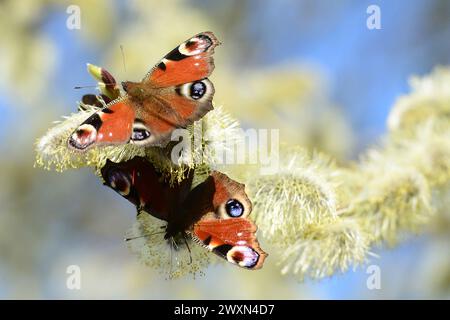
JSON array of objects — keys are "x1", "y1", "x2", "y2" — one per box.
[
  {"x1": 100, "y1": 157, "x2": 267, "y2": 270},
  {"x1": 69, "y1": 32, "x2": 220, "y2": 151}
]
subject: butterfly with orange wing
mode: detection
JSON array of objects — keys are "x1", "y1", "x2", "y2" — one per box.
[
  {"x1": 69, "y1": 32, "x2": 220, "y2": 150},
  {"x1": 101, "y1": 157, "x2": 267, "y2": 270}
]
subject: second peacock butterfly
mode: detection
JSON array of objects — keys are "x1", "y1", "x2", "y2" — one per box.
[{"x1": 100, "y1": 157, "x2": 267, "y2": 270}]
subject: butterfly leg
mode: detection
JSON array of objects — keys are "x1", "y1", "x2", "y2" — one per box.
[
  {"x1": 136, "y1": 205, "x2": 144, "y2": 217},
  {"x1": 169, "y1": 237, "x2": 174, "y2": 277},
  {"x1": 182, "y1": 231, "x2": 193, "y2": 265}
]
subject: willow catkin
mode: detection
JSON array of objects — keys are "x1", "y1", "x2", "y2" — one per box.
[
  {"x1": 250, "y1": 151, "x2": 338, "y2": 244},
  {"x1": 126, "y1": 213, "x2": 214, "y2": 279}
]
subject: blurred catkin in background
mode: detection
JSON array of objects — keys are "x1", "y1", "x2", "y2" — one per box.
[{"x1": 1, "y1": 0, "x2": 450, "y2": 298}]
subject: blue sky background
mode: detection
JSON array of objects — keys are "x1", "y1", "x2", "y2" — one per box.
[{"x1": 0, "y1": 0, "x2": 449, "y2": 299}]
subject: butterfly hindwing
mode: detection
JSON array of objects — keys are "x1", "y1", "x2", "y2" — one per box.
[
  {"x1": 69, "y1": 99, "x2": 135, "y2": 150},
  {"x1": 193, "y1": 218, "x2": 266, "y2": 269}
]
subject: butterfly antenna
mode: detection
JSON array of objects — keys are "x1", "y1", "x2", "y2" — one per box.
[
  {"x1": 74, "y1": 83, "x2": 117, "y2": 90},
  {"x1": 124, "y1": 230, "x2": 165, "y2": 242},
  {"x1": 74, "y1": 85, "x2": 99, "y2": 89},
  {"x1": 120, "y1": 45, "x2": 127, "y2": 73}
]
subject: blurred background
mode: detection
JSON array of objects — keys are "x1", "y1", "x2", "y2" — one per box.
[{"x1": 0, "y1": 0, "x2": 449, "y2": 299}]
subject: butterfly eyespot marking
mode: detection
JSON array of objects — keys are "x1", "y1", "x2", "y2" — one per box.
[
  {"x1": 130, "y1": 121, "x2": 152, "y2": 145},
  {"x1": 68, "y1": 112, "x2": 104, "y2": 150},
  {"x1": 190, "y1": 81, "x2": 206, "y2": 99},
  {"x1": 178, "y1": 34, "x2": 213, "y2": 56},
  {"x1": 106, "y1": 169, "x2": 131, "y2": 197},
  {"x1": 197, "y1": 34, "x2": 213, "y2": 44},
  {"x1": 225, "y1": 199, "x2": 244, "y2": 217},
  {"x1": 185, "y1": 40, "x2": 196, "y2": 48},
  {"x1": 226, "y1": 245, "x2": 260, "y2": 268},
  {"x1": 68, "y1": 124, "x2": 97, "y2": 150},
  {"x1": 132, "y1": 128, "x2": 151, "y2": 141},
  {"x1": 177, "y1": 79, "x2": 213, "y2": 102}
]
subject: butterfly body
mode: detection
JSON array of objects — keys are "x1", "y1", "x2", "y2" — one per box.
[
  {"x1": 101, "y1": 157, "x2": 267, "y2": 270},
  {"x1": 69, "y1": 32, "x2": 220, "y2": 150}
]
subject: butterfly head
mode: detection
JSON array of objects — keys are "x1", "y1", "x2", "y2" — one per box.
[{"x1": 122, "y1": 81, "x2": 148, "y2": 99}]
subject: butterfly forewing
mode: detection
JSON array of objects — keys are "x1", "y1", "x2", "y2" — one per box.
[{"x1": 144, "y1": 31, "x2": 220, "y2": 87}]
